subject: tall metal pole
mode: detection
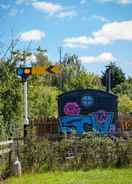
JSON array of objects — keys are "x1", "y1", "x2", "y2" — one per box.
[
  {"x1": 106, "y1": 67, "x2": 112, "y2": 93},
  {"x1": 59, "y1": 47, "x2": 63, "y2": 89},
  {"x1": 59, "y1": 47, "x2": 62, "y2": 64},
  {"x1": 108, "y1": 67, "x2": 111, "y2": 93},
  {"x1": 23, "y1": 80, "x2": 29, "y2": 138}
]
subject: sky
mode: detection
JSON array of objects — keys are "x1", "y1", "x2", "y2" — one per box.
[{"x1": 0, "y1": 0, "x2": 132, "y2": 76}]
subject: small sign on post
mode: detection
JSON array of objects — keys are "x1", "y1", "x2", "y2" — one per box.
[
  {"x1": 32, "y1": 66, "x2": 47, "y2": 75},
  {"x1": 32, "y1": 65, "x2": 62, "y2": 75},
  {"x1": 17, "y1": 65, "x2": 62, "y2": 79}
]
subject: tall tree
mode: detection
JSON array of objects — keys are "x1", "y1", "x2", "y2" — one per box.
[
  {"x1": 35, "y1": 47, "x2": 48, "y2": 66},
  {"x1": 101, "y1": 62, "x2": 126, "y2": 89},
  {"x1": 51, "y1": 53, "x2": 102, "y2": 91},
  {"x1": 0, "y1": 58, "x2": 23, "y2": 138},
  {"x1": 51, "y1": 54, "x2": 81, "y2": 90},
  {"x1": 113, "y1": 79, "x2": 132, "y2": 99}
]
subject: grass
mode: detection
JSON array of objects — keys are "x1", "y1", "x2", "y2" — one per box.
[{"x1": 4, "y1": 168, "x2": 132, "y2": 184}]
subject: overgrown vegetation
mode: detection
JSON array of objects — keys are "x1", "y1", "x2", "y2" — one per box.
[{"x1": 19, "y1": 134, "x2": 132, "y2": 172}]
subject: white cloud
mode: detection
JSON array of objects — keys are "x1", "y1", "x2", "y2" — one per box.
[
  {"x1": 8, "y1": 9, "x2": 18, "y2": 16},
  {"x1": 98, "y1": 0, "x2": 132, "y2": 5},
  {"x1": 79, "y1": 52, "x2": 116, "y2": 64},
  {"x1": 26, "y1": 54, "x2": 37, "y2": 64},
  {"x1": 32, "y1": 1, "x2": 77, "y2": 19},
  {"x1": 63, "y1": 36, "x2": 90, "y2": 48},
  {"x1": 56, "y1": 10, "x2": 77, "y2": 18},
  {"x1": 118, "y1": 0, "x2": 132, "y2": 4},
  {"x1": 80, "y1": 0, "x2": 87, "y2": 4},
  {"x1": 19, "y1": 30, "x2": 45, "y2": 41},
  {"x1": 32, "y1": 1, "x2": 63, "y2": 14},
  {"x1": 92, "y1": 15, "x2": 109, "y2": 23},
  {"x1": 16, "y1": 54, "x2": 37, "y2": 67},
  {"x1": 63, "y1": 20, "x2": 132, "y2": 48}
]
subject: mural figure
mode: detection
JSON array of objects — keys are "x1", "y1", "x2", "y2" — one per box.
[{"x1": 64, "y1": 102, "x2": 80, "y2": 115}]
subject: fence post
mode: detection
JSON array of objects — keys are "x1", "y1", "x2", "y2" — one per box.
[{"x1": 9, "y1": 140, "x2": 14, "y2": 175}]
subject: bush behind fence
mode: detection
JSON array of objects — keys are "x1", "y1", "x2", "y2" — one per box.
[{"x1": 19, "y1": 134, "x2": 132, "y2": 172}]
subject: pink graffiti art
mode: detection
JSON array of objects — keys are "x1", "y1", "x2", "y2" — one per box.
[
  {"x1": 64, "y1": 102, "x2": 80, "y2": 115},
  {"x1": 95, "y1": 110, "x2": 109, "y2": 124}
]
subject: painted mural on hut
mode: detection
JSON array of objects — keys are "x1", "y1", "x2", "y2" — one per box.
[{"x1": 58, "y1": 89, "x2": 118, "y2": 135}]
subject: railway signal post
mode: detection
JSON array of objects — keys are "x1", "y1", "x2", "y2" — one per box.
[{"x1": 17, "y1": 65, "x2": 62, "y2": 138}]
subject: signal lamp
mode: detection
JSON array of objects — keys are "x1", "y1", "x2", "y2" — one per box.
[{"x1": 17, "y1": 67, "x2": 32, "y2": 80}]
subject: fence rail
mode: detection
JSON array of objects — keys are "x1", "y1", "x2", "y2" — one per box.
[
  {"x1": 0, "y1": 148, "x2": 11, "y2": 155},
  {"x1": 0, "y1": 140, "x2": 13, "y2": 155},
  {"x1": 0, "y1": 140, "x2": 13, "y2": 146},
  {"x1": 0, "y1": 140, "x2": 14, "y2": 180}
]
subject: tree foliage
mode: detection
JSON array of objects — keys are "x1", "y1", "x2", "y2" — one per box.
[
  {"x1": 51, "y1": 54, "x2": 102, "y2": 91},
  {"x1": 0, "y1": 59, "x2": 23, "y2": 139},
  {"x1": 118, "y1": 95, "x2": 132, "y2": 114},
  {"x1": 113, "y1": 80, "x2": 132, "y2": 100},
  {"x1": 29, "y1": 83, "x2": 60, "y2": 119},
  {"x1": 101, "y1": 62, "x2": 126, "y2": 89}
]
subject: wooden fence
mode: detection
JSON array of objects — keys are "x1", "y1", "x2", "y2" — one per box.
[
  {"x1": 29, "y1": 114, "x2": 132, "y2": 141},
  {"x1": 0, "y1": 140, "x2": 13, "y2": 155},
  {"x1": 0, "y1": 140, "x2": 14, "y2": 180},
  {"x1": 31, "y1": 117, "x2": 59, "y2": 140}
]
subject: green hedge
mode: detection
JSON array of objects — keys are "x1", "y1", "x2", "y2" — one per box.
[{"x1": 19, "y1": 134, "x2": 132, "y2": 172}]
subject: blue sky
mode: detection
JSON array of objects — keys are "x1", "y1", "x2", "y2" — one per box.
[{"x1": 0, "y1": 0, "x2": 132, "y2": 76}]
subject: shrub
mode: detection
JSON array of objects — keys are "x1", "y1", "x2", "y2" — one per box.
[{"x1": 19, "y1": 134, "x2": 132, "y2": 172}]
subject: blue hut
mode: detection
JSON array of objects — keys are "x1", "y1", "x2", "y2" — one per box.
[{"x1": 58, "y1": 89, "x2": 118, "y2": 135}]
